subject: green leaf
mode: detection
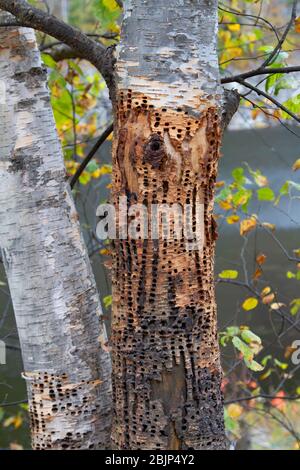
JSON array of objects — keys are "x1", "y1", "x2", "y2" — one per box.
[
  {"x1": 103, "y1": 295, "x2": 112, "y2": 309},
  {"x1": 286, "y1": 271, "x2": 296, "y2": 279},
  {"x1": 274, "y1": 359, "x2": 288, "y2": 370},
  {"x1": 265, "y1": 73, "x2": 283, "y2": 93},
  {"x1": 232, "y1": 188, "x2": 252, "y2": 210},
  {"x1": 79, "y1": 172, "x2": 91, "y2": 185},
  {"x1": 244, "y1": 358, "x2": 264, "y2": 372},
  {"x1": 41, "y1": 53, "x2": 57, "y2": 69},
  {"x1": 290, "y1": 299, "x2": 300, "y2": 316},
  {"x1": 226, "y1": 326, "x2": 240, "y2": 337},
  {"x1": 261, "y1": 354, "x2": 272, "y2": 366},
  {"x1": 86, "y1": 160, "x2": 99, "y2": 173},
  {"x1": 224, "y1": 409, "x2": 241, "y2": 438},
  {"x1": 232, "y1": 167, "x2": 245, "y2": 186},
  {"x1": 281, "y1": 94, "x2": 300, "y2": 120},
  {"x1": 257, "y1": 187, "x2": 275, "y2": 202},
  {"x1": 241, "y1": 329, "x2": 262, "y2": 345},
  {"x1": 232, "y1": 336, "x2": 253, "y2": 361}
]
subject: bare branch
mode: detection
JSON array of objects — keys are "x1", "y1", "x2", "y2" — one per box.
[
  {"x1": 221, "y1": 88, "x2": 240, "y2": 130},
  {"x1": 42, "y1": 43, "x2": 85, "y2": 62},
  {"x1": 0, "y1": 0, "x2": 115, "y2": 89},
  {"x1": 0, "y1": 399, "x2": 28, "y2": 407},
  {"x1": 221, "y1": 65, "x2": 300, "y2": 85},
  {"x1": 69, "y1": 123, "x2": 113, "y2": 189},
  {"x1": 224, "y1": 394, "x2": 300, "y2": 405}
]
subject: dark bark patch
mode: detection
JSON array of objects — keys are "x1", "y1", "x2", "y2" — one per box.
[
  {"x1": 143, "y1": 134, "x2": 166, "y2": 169},
  {"x1": 13, "y1": 66, "x2": 47, "y2": 88}
]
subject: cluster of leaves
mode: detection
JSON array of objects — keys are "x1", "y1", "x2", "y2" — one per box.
[
  {"x1": 0, "y1": 404, "x2": 28, "y2": 450},
  {"x1": 220, "y1": 325, "x2": 264, "y2": 371},
  {"x1": 219, "y1": 0, "x2": 300, "y2": 122},
  {"x1": 216, "y1": 156, "x2": 300, "y2": 445},
  {"x1": 216, "y1": 161, "x2": 300, "y2": 226},
  {"x1": 42, "y1": 54, "x2": 112, "y2": 186}
]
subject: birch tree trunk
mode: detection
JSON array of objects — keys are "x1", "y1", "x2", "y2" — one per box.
[
  {"x1": 47, "y1": 0, "x2": 68, "y2": 22},
  {"x1": 111, "y1": 0, "x2": 229, "y2": 449},
  {"x1": 0, "y1": 15, "x2": 111, "y2": 449}
]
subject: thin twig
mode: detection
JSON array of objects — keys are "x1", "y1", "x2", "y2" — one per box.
[
  {"x1": 69, "y1": 123, "x2": 113, "y2": 189},
  {"x1": 221, "y1": 65, "x2": 300, "y2": 84},
  {"x1": 224, "y1": 394, "x2": 300, "y2": 405},
  {"x1": 237, "y1": 79, "x2": 300, "y2": 124}
]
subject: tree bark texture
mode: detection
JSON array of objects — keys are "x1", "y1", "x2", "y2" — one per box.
[
  {"x1": 0, "y1": 15, "x2": 112, "y2": 449},
  {"x1": 111, "y1": 0, "x2": 229, "y2": 450}
]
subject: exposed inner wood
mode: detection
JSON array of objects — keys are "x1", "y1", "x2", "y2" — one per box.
[{"x1": 111, "y1": 91, "x2": 228, "y2": 449}]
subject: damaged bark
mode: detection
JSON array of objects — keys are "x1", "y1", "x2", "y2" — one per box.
[
  {"x1": 0, "y1": 14, "x2": 112, "y2": 449},
  {"x1": 111, "y1": 0, "x2": 229, "y2": 450}
]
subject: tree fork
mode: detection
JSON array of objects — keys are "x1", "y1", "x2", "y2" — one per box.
[{"x1": 111, "y1": 0, "x2": 229, "y2": 449}]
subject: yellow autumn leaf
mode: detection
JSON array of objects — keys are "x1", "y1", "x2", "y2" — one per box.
[
  {"x1": 261, "y1": 286, "x2": 271, "y2": 297},
  {"x1": 227, "y1": 215, "x2": 240, "y2": 224},
  {"x1": 103, "y1": 0, "x2": 120, "y2": 11},
  {"x1": 218, "y1": 200, "x2": 232, "y2": 210},
  {"x1": 240, "y1": 217, "x2": 257, "y2": 236},
  {"x1": 292, "y1": 159, "x2": 300, "y2": 171},
  {"x1": 242, "y1": 297, "x2": 258, "y2": 311},
  {"x1": 92, "y1": 169, "x2": 102, "y2": 178},
  {"x1": 219, "y1": 270, "x2": 238, "y2": 279},
  {"x1": 4, "y1": 415, "x2": 23, "y2": 429},
  {"x1": 262, "y1": 222, "x2": 276, "y2": 231},
  {"x1": 295, "y1": 17, "x2": 300, "y2": 33},
  {"x1": 227, "y1": 403, "x2": 243, "y2": 419},
  {"x1": 13, "y1": 415, "x2": 23, "y2": 429},
  {"x1": 228, "y1": 23, "x2": 241, "y2": 33},
  {"x1": 251, "y1": 108, "x2": 260, "y2": 120},
  {"x1": 92, "y1": 164, "x2": 112, "y2": 179}
]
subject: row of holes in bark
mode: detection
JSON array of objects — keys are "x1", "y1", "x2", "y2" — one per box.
[{"x1": 118, "y1": 90, "x2": 219, "y2": 144}]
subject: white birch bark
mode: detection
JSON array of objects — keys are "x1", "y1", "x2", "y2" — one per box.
[
  {"x1": 0, "y1": 13, "x2": 111, "y2": 449},
  {"x1": 47, "y1": 0, "x2": 68, "y2": 21}
]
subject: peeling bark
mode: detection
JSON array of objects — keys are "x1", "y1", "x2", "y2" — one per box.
[
  {"x1": 111, "y1": 0, "x2": 229, "y2": 450},
  {"x1": 0, "y1": 14, "x2": 111, "y2": 449}
]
